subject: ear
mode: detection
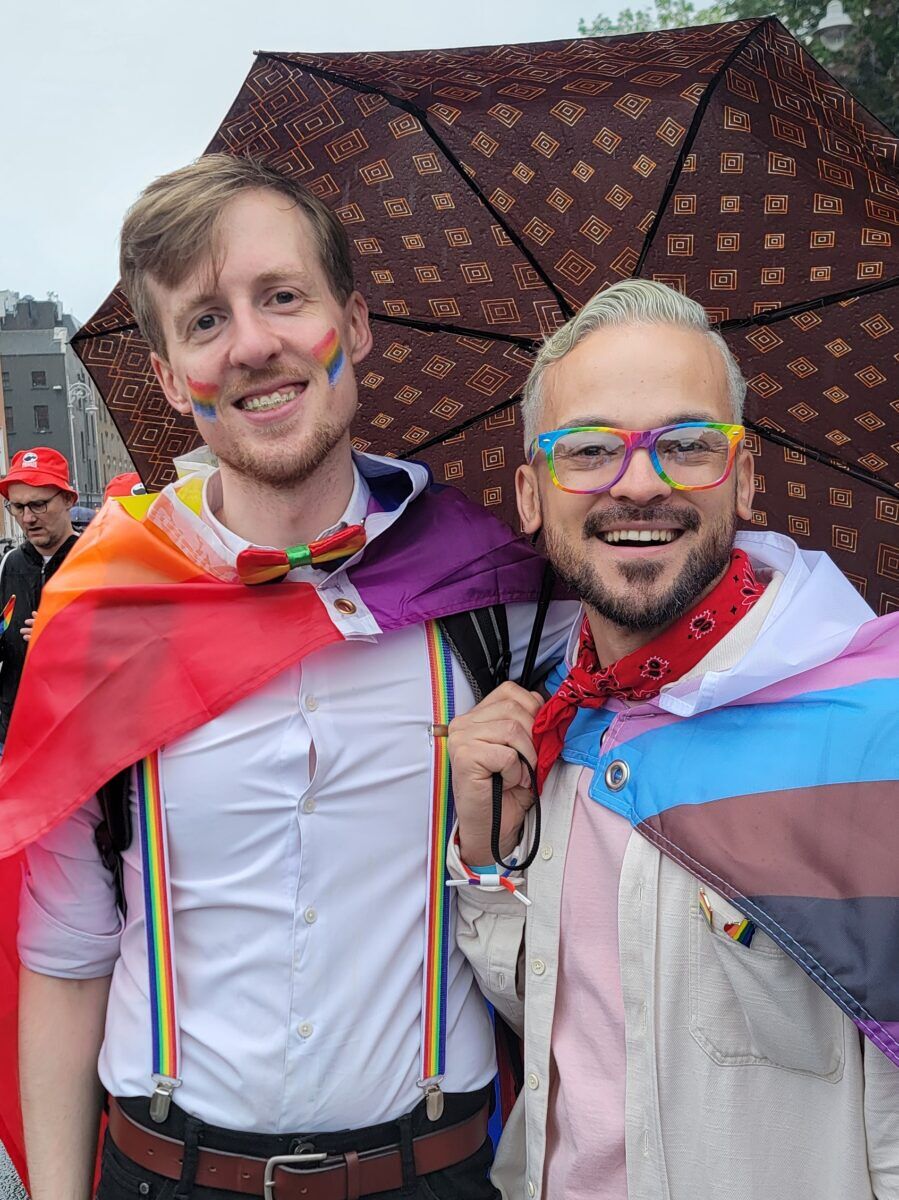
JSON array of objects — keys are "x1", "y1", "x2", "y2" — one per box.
[
  {"x1": 734, "y1": 443, "x2": 755, "y2": 522},
  {"x1": 151, "y1": 351, "x2": 192, "y2": 417},
  {"x1": 346, "y1": 291, "x2": 373, "y2": 366},
  {"x1": 516, "y1": 463, "x2": 543, "y2": 535}
]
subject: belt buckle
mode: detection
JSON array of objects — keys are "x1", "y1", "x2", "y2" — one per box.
[{"x1": 263, "y1": 1149, "x2": 328, "y2": 1199}]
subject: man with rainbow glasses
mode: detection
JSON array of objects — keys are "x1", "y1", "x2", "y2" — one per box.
[
  {"x1": 0, "y1": 154, "x2": 574, "y2": 1200},
  {"x1": 448, "y1": 279, "x2": 899, "y2": 1200}
]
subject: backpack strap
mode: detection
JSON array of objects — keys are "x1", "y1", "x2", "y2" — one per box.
[
  {"x1": 438, "y1": 605, "x2": 510, "y2": 702},
  {"x1": 95, "y1": 766, "x2": 132, "y2": 916}
]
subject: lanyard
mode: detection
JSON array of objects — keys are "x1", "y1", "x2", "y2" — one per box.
[{"x1": 137, "y1": 619, "x2": 456, "y2": 1124}]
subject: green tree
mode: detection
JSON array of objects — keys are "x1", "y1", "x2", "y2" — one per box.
[{"x1": 579, "y1": 0, "x2": 899, "y2": 132}]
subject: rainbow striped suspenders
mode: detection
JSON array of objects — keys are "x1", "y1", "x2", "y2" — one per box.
[{"x1": 137, "y1": 620, "x2": 458, "y2": 1123}]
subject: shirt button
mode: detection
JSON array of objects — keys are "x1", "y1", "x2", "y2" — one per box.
[
  {"x1": 526, "y1": 1072, "x2": 539, "y2": 1090},
  {"x1": 304, "y1": 695, "x2": 319, "y2": 712},
  {"x1": 302, "y1": 797, "x2": 316, "y2": 814},
  {"x1": 605, "y1": 759, "x2": 630, "y2": 791},
  {"x1": 527, "y1": 1182, "x2": 536, "y2": 1198},
  {"x1": 531, "y1": 959, "x2": 546, "y2": 976},
  {"x1": 297, "y1": 1022, "x2": 313, "y2": 1039},
  {"x1": 540, "y1": 845, "x2": 553, "y2": 861},
  {"x1": 304, "y1": 907, "x2": 317, "y2": 924},
  {"x1": 333, "y1": 597, "x2": 357, "y2": 616}
]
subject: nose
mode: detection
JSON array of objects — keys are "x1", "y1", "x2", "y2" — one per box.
[
  {"x1": 227, "y1": 305, "x2": 283, "y2": 371},
  {"x1": 608, "y1": 447, "x2": 672, "y2": 506}
]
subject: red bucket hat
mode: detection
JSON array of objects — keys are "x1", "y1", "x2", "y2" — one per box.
[
  {"x1": 0, "y1": 447, "x2": 77, "y2": 499},
  {"x1": 104, "y1": 472, "x2": 147, "y2": 501}
]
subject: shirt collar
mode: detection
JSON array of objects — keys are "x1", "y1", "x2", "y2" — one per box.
[{"x1": 199, "y1": 462, "x2": 371, "y2": 559}]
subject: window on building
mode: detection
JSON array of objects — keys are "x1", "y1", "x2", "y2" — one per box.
[
  {"x1": 31, "y1": 370, "x2": 47, "y2": 389},
  {"x1": 33, "y1": 405, "x2": 50, "y2": 433},
  {"x1": 1, "y1": 371, "x2": 9, "y2": 388},
  {"x1": 4, "y1": 406, "x2": 14, "y2": 435}
]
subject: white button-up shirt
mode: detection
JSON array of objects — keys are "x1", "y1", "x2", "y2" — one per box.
[{"x1": 19, "y1": 458, "x2": 574, "y2": 1133}]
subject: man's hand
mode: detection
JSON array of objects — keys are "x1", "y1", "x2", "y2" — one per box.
[
  {"x1": 21, "y1": 610, "x2": 37, "y2": 642},
  {"x1": 448, "y1": 681, "x2": 544, "y2": 868}
]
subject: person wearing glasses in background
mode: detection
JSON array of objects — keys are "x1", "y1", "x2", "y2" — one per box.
[
  {"x1": 447, "y1": 279, "x2": 899, "y2": 1200},
  {"x1": 0, "y1": 448, "x2": 78, "y2": 749}
]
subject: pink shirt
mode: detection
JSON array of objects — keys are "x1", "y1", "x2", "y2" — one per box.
[{"x1": 543, "y1": 766, "x2": 631, "y2": 1200}]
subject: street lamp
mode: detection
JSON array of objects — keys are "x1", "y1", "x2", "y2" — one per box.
[
  {"x1": 814, "y1": 0, "x2": 854, "y2": 51},
  {"x1": 66, "y1": 380, "x2": 91, "y2": 499}
]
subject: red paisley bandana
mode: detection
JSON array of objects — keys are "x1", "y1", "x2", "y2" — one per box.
[{"x1": 533, "y1": 549, "x2": 765, "y2": 791}]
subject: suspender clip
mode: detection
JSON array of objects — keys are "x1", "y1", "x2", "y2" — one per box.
[
  {"x1": 424, "y1": 1083, "x2": 445, "y2": 1123},
  {"x1": 149, "y1": 1075, "x2": 180, "y2": 1123}
]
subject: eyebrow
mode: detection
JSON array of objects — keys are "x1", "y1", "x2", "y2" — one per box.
[{"x1": 553, "y1": 412, "x2": 721, "y2": 429}]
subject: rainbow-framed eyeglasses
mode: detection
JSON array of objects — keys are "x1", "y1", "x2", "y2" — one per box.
[{"x1": 527, "y1": 421, "x2": 745, "y2": 494}]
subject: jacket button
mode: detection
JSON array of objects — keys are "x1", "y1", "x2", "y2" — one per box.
[
  {"x1": 527, "y1": 1182, "x2": 536, "y2": 1197},
  {"x1": 531, "y1": 959, "x2": 546, "y2": 976},
  {"x1": 605, "y1": 759, "x2": 629, "y2": 791},
  {"x1": 526, "y1": 1072, "x2": 539, "y2": 1090},
  {"x1": 540, "y1": 845, "x2": 553, "y2": 861}
]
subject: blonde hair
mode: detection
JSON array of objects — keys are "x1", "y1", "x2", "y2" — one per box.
[
  {"x1": 119, "y1": 154, "x2": 354, "y2": 355},
  {"x1": 521, "y1": 279, "x2": 746, "y2": 447}
]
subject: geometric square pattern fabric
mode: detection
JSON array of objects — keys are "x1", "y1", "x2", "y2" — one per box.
[{"x1": 73, "y1": 17, "x2": 898, "y2": 599}]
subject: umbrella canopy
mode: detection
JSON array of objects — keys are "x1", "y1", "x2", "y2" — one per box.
[{"x1": 73, "y1": 17, "x2": 898, "y2": 611}]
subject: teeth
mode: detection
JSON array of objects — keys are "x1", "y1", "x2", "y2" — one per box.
[
  {"x1": 241, "y1": 388, "x2": 298, "y2": 412},
  {"x1": 601, "y1": 529, "x2": 678, "y2": 544}
]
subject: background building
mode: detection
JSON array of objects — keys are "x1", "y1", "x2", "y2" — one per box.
[{"x1": 0, "y1": 292, "x2": 134, "y2": 513}]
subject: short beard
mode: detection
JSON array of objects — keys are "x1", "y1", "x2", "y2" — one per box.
[
  {"x1": 545, "y1": 502, "x2": 738, "y2": 632},
  {"x1": 217, "y1": 419, "x2": 347, "y2": 489}
]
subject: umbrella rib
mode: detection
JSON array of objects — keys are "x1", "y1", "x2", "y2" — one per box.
[
  {"x1": 256, "y1": 51, "x2": 575, "y2": 321},
  {"x1": 745, "y1": 419, "x2": 899, "y2": 498},
  {"x1": 370, "y1": 311, "x2": 540, "y2": 349},
  {"x1": 634, "y1": 17, "x2": 773, "y2": 278},
  {"x1": 716, "y1": 274, "x2": 899, "y2": 330},
  {"x1": 397, "y1": 395, "x2": 521, "y2": 459}
]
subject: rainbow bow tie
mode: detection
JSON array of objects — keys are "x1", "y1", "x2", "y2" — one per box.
[{"x1": 236, "y1": 524, "x2": 366, "y2": 585}]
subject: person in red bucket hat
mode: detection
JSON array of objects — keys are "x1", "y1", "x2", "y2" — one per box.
[
  {"x1": 0, "y1": 447, "x2": 79, "y2": 746},
  {"x1": 103, "y1": 472, "x2": 147, "y2": 502}
]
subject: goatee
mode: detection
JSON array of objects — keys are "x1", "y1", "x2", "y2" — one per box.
[{"x1": 545, "y1": 503, "x2": 738, "y2": 632}]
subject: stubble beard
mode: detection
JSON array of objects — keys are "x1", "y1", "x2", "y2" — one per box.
[
  {"x1": 217, "y1": 416, "x2": 349, "y2": 489},
  {"x1": 544, "y1": 503, "x2": 738, "y2": 632}
]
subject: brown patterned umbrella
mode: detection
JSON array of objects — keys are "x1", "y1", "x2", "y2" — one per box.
[{"x1": 73, "y1": 17, "x2": 899, "y2": 612}]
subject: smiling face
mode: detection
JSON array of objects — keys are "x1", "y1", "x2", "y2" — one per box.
[
  {"x1": 516, "y1": 322, "x2": 754, "y2": 636},
  {"x1": 149, "y1": 188, "x2": 372, "y2": 489}
]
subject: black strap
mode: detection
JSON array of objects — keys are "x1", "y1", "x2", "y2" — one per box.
[
  {"x1": 95, "y1": 767, "x2": 132, "y2": 916},
  {"x1": 490, "y1": 561, "x2": 556, "y2": 871}
]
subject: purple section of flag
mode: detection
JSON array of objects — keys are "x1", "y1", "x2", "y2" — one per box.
[
  {"x1": 855, "y1": 1020, "x2": 899, "y2": 1067},
  {"x1": 352, "y1": 483, "x2": 547, "y2": 629}
]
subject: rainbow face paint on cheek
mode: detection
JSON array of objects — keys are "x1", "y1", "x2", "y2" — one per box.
[
  {"x1": 311, "y1": 328, "x2": 345, "y2": 388},
  {"x1": 186, "y1": 377, "x2": 219, "y2": 421}
]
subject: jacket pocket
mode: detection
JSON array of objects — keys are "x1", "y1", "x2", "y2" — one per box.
[{"x1": 689, "y1": 885, "x2": 845, "y2": 1079}]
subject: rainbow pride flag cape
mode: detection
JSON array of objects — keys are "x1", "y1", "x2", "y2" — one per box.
[
  {"x1": 0, "y1": 457, "x2": 547, "y2": 1181},
  {"x1": 556, "y1": 532, "x2": 899, "y2": 1068}
]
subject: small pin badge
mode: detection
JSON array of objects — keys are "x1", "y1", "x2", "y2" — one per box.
[{"x1": 698, "y1": 888, "x2": 714, "y2": 930}]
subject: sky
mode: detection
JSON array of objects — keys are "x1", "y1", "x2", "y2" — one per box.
[{"x1": 1, "y1": 0, "x2": 620, "y2": 324}]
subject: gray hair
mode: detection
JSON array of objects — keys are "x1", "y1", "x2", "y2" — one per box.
[{"x1": 520, "y1": 279, "x2": 746, "y2": 450}]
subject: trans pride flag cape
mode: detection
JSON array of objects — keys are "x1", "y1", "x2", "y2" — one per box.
[
  {"x1": 0, "y1": 454, "x2": 547, "y2": 1181},
  {"x1": 557, "y1": 531, "x2": 899, "y2": 1068}
]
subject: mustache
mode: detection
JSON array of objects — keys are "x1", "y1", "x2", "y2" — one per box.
[
  {"x1": 582, "y1": 505, "x2": 701, "y2": 538},
  {"x1": 217, "y1": 364, "x2": 312, "y2": 407}
]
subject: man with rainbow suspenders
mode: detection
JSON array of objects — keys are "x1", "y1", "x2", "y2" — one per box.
[
  {"x1": 0, "y1": 155, "x2": 575, "y2": 1200},
  {"x1": 447, "y1": 280, "x2": 899, "y2": 1200}
]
